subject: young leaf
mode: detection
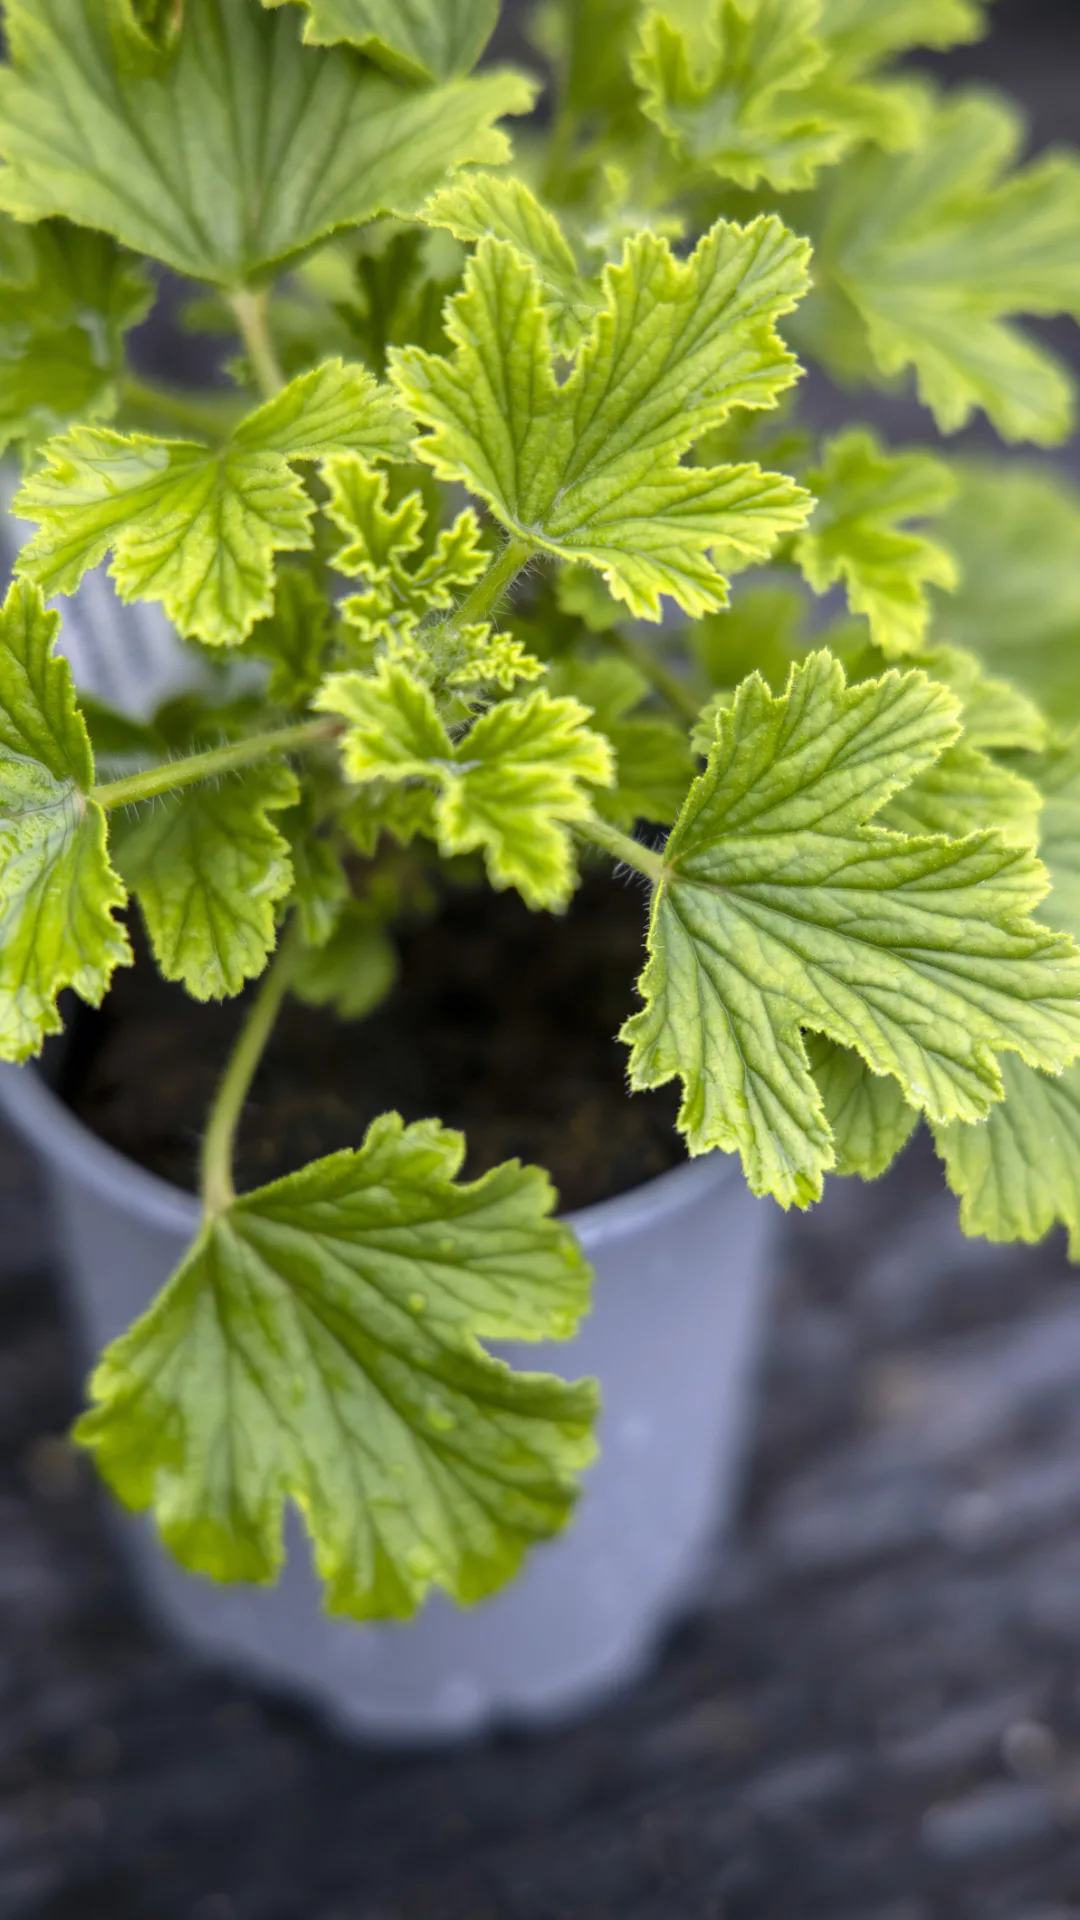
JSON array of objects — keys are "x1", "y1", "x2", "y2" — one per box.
[
  {"x1": 0, "y1": 0, "x2": 533, "y2": 286},
  {"x1": 0, "y1": 579, "x2": 129, "y2": 1060},
  {"x1": 74, "y1": 1115, "x2": 598, "y2": 1619},
  {"x1": 114, "y1": 764, "x2": 300, "y2": 1001},
  {"x1": 270, "y1": 0, "x2": 500, "y2": 82},
  {"x1": 421, "y1": 173, "x2": 601, "y2": 353},
  {"x1": 805, "y1": 1034, "x2": 917, "y2": 1180},
  {"x1": 324, "y1": 453, "x2": 486, "y2": 639},
  {"x1": 634, "y1": 0, "x2": 849, "y2": 194},
  {"x1": 318, "y1": 663, "x2": 615, "y2": 909},
  {"x1": 795, "y1": 430, "x2": 958, "y2": 655},
  {"x1": 547, "y1": 655, "x2": 696, "y2": 827},
  {"x1": 390, "y1": 219, "x2": 814, "y2": 620},
  {"x1": 291, "y1": 901, "x2": 398, "y2": 1020},
  {"x1": 14, "y1": 362, "x2": 409, "y2": 648},
  {"x1": 805, "y1": 91, "x2": 1080, "y2": 444},
  {"x1": 932, "y1": 463, "x2": 1080, "y2": 727},
  {"x1": 0, "y1": 216, "x2": 152, "y2": 457},
  {"x1": 621, "y1": 652, "x2": 1080, "y2": 1208}
]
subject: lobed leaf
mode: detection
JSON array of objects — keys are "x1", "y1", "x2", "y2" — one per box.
[
  {"x1": 74, "y1": 1115, "x2": 597, "y2": 1619},
  {"x1": 264, "y1": 0, "x2": 499, "y2": 80},
  {"x1": 390, "y1": 218, "x2": 814, "y2": 620},
  {"x1": 621, "y1": 652, "x2": 1080, "y2": 1207},
  {"x1": 318, "y1": 662, "x2": 615, "y2": 909},
  {"x1": 14, "y1": 362, "x2": 410, "y2": 647}
]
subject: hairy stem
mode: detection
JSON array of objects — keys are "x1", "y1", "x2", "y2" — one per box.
[
  {"x1": 613, "y1": 629, "x2": 702, "y2": 725},
  {"x1": 228, "y1": 286, "x2": 286, "y2": 399},
  {"x1": 119, "y1": 374, "x2": 243, "y2": 441},
  {"x1": 575, "y1": 816, "x2": 666, "y2": 885},
  {"x1": 201, "y1": 923, "x2": 301, "y2": 1218},
  {"x1": 443, "y1": 536, "x2": 534, "y2": 638},
  {"x1": 91, "y1": 717, "x2": 341, "y2": 811}
]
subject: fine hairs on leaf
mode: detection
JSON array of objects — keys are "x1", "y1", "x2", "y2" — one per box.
[{"x1": 0, "y1": 0, "x2": 1079, "y2": 1625}]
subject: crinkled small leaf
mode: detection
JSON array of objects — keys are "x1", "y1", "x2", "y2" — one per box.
[
  {"x1": 548, "y1": 655, "x2": 695, "y2": 827},
  {"x1": 267, "y1": 0, "x2": 499, "y2": 79},
  {"x1": 291, "y1": 901, "x2": 398, "y2": 1019},
  {"x1": 114, "y1": 764, "x2": 299, "y2": 1000},
  {"x1": 0, "y1": 215, "x2": 152, "y2": 457},
  {"x1": 14, "y1": 362, "x2": 409, "y2": 647},
  {"x1": 804, "y1": 90, "x2": 1080, "y2": 444},
  {"x1": 248, "y1": 569, "x2": 331, "y2": 708},
  {"x1": 796, "y1": 430, "x2": 958, "y2": 655},
  {"x1": 318, "y1": 663, "x2": 614, "y2": 908},
  {"x1": 806, "y1": 1034, "x2": 917, "y2": 1179},
  {"x1": 325, "y1": 454, "x2": 487, "y2": 644},
  {"x1": 0, "y1": 580, "x2": 129, "y2": 1060},
  {"x1": 0, "y1": 0, "x2": 533, "y2": 286},
  {"x1": 74, "y1": 1115, "x2": 597, "y2": 1618},
  {"x1": 390, "y1": 219, "x2": 813, "y2": 620},
  {"x1": 622, "y1": 651, "x2": 1080, "y2": 1208},
  {"x1": 932, "y1": 463, "x2": 1080, "y2": 727}
]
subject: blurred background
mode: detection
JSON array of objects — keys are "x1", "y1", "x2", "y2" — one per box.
[{"x1": 3, "y1": 4, "x2": 1080, "y2": 1918}]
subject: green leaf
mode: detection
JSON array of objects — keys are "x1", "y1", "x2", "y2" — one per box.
[
  {"x1": 691, "y1": 583, "x2": 808, "y2": 696},
  {"x1": 324, "y1": 453, "x2": 487, "y2": 641},
  {"x1": 916, "y1": 644, "x2": 1048, "y2": 755},
  {"x1": 74, "y1": 1115, "x2": 597, "y2": 1619},
  {"x1": 14, "y1": 362, "x2": 409, "y2": 648},
  {"x1": 621, "y1": 651, "x2": 1080, "y2": 1208},
  {"x1": 247, "y1": 569, "x2": 332, "y2": 709},
  {"x1": 805, "y1": 90, "x2": 1080, "y2": 444},
  {"x1": 0, "y1": 0, "x2": 533, "y2": 286},
  {"x1": 634, "y1": 0, "x2": 850, "y2": 194},
  {"x1": 0, "y1": 216, "x2": 152, "y2": 457},
  {"x1": 267, "y1": 0, "x2": 498, "y2": 79},
  {"x1": 0, "y1": 579, "x2": 129, "y2": 1060},
  {"x1": 421, "y1": 173, "x2": 601, "y2": 353},
  {"x1": 932, "y1": 463, "x2": 1080, "y2": 728},
  {"x1": 796, "y1": 430, "x2": 958, "y2": 655},
  {"x1": 806, "y1": 1034, "x2": 917, "y2": 1179},
  {"x1": 283, "y1": 797, "x2": 351, "y2": 949},
  {"x1": 291, "y1": 900, "x2": 398, "y2": 1019},
  {"x1": 318, "y1": 662, "x2": 615, "y2": 908},
  {"x1": 816, "y1": 0, "x2": 990, "y2": 68},
  {"x1": 547, "y1": 655, "x2": 696, "y2": 827},
  {"x1": 114, "y1": 764, "x2": 300, "y2": 1001},
  {"x1": 390, "y1": 218, "x2": 814, "y2": 620}
]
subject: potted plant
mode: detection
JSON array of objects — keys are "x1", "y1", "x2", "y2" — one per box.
[{"x1": 1, "y1": 0, "x2": 1080, "y2": 1741}]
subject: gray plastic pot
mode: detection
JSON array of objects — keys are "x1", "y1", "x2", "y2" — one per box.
[{"x1": 0, "y1": 1062, "x2": 775, "y2": 1743}]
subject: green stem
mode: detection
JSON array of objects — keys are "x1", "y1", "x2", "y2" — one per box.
[
  {"x1": 228, "y1": 285, "x2": 286, "y2": 399},
  {"x1": 443, "y1": 536, "x2": 534, "y2": 638},
  {"x1": 201, "y1": 923, "x2": 301, "y2": 1218},
  {"x1": 91, "y1": 716, "x2": 340, "y2": 811},
  {"x1": 119, "y1": 373, "x2": 243, "y2": 441},
  {"x1": 575, "y1": 816, "x2": 665, "y2": 885},
  {"x1": 613, "y1": 629, "x2": 701, "y2": 725}
]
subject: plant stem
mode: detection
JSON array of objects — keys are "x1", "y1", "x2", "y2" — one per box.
[
  {"x1": 228, "y1": 286, "x2": 286, "y2": 399},
  {"x1": 444, "y1": 536, "x2": 534, "y2": 637},
  {"x1": 91, "y1": 716, "x2": 340, "y2": 811},
  {"x1": 201, "y1": 923, "x2": 301, "y2": 1218},
  {"x1": 575, "y1": 816, "x2": 666, "y2": 885},
  {"x1": 119, "y1": 373, "x2": 243, "y2": 441},
  {"x1": 613, "y1": 629, "x2": 702, "y2": 725}
]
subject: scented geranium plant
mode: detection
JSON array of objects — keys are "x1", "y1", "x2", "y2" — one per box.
[{"x1": 1, "y1": 0, "x2": 1080, "y2": 1618}]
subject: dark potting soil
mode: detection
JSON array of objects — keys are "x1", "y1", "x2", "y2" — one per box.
[{"x1": 61, "y1": 874, "x2": 685, "y2": 1214}]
